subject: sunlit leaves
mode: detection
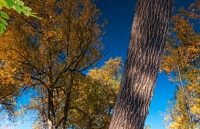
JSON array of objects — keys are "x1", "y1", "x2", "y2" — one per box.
[
  {"x1": 0, "y1": 61, "x2": 20, "y2": 118},
  {"x1": 162, "y1": 1, "x2": 200, "y2": 128},
  {"x1": 69, "y1": 57, "x2": 122, "y2": 128}
]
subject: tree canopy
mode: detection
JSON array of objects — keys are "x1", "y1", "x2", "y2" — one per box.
[{"x1": 0, "y1": 0, "x2": 111, "y2": 128}]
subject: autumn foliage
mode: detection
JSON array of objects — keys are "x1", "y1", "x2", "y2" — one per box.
[
  {"x1": 162, "y1": 1, "x2": 200, "y2": 128},
  {"x1": 0, "y1": 0, "x2": 122, "y2": 128}
]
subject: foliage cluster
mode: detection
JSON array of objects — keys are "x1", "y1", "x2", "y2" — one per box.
[{"x1": 162, "y1": 0, "x2": 200, "y2": 128}]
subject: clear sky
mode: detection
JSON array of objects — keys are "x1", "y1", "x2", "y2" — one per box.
[{"x1": 4, "y1": 0, "x2": 195, "y2": 129}]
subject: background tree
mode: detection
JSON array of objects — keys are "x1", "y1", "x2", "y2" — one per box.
[
  {"x1": 0, "y1": 60, "x2": 20, "y2": 118},
  {"x1": 32, "y1": 57, "x2": 122, "y2": 129},
  {"x1": 0, "y1": 0, "x2": 106, "y2": 128},
  {"x1": 109, "y1": 0, "x2": 174, "y2": 129},
  {"x1": 0, "y1": 113, "x2": 19, "y2": 129},
  {"x1": 0, "y1": 0, "x2": 39, "y2": 117},
  {"x1": 162, "y1": 1, "x2": 200, "y2": 128},
  {"x1": 71, "y1": 57, "x2": 122, "y2": 128}
]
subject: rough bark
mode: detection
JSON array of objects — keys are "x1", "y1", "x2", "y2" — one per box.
[{"x1": 109, "y1": 0, "x2": 174, "y2": 129}]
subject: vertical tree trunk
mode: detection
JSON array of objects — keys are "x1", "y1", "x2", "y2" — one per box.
[
  {"x1": 47, "y1": 89, "x2": 55, "y2": 129},
  {"x1": 109, "y1": 0, "x2": 174, "y2": 129}
]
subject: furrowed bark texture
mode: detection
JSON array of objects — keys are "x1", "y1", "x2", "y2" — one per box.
[{"x1": 109, "y1": 0, "x2": 174, "y2": 129}]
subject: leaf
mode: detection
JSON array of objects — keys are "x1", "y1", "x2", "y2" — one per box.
[
  {"x1": 0, "y1": 1, "x2": 6, "y2": 7},
  {"x1": 0, "y1": 11, "x2": 9, "y2": 19},
  {"x1": 6, "y1": 0, "x2": 14, "y2": 9},
  {"x1": 16, "y1": 1, "x2": 24, "y2": 6},
  {"x1": 22, "y1": 6, "x2": 32, "y2": 11},
  {"x1": 21, "y1": 9, "x2": 28, "y2": 16},
  {"x1": 0, "y1": 23, "x2": 6, "y2": 30},
  {"x1": 14, "y1": 3, "x2": 21, "y2": 14},
  {"x1": 0, "y1": 18, "x2": 8, "y2": 26},
  {"x1": 0, "y1": 27, "x2": 4, "y2": 34}
]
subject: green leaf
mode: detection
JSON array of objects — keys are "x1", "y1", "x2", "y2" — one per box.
[
  {"x1": 0, "y1": 27, "x2": 4, "y2": 34},
  {"x1": 0, "y1": 1, "x2": 6, "y2": 7},
  {"x1": 0, "y1": 11, "x2": 9, "y2": 19},
  {"x1": 0, "y1": 23, "x2": 6, "y2": 30},
  {"x1": 14, "y1": 3, "x2": 21, "y2": 14},
  {"x1": 21, "y1": 9, "x2": 28, "y2": 16},
  {"x1": 22, "y1": 6, "x2": 32, "y2": 11},
  {"x1": 16, "y1": 1, "x2": 24, "y2": 6},
  {"x1": 6, "y1": 0, "x2": 14, "y2": 9},
  {"x1": 0, "y1": 18, "x2": 8, "y2": 26}
]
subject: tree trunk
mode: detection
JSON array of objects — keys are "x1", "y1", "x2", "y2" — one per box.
[
  {"x1": 109, "y1": 0, "x2": 174, "y2": 129},
  {"x1": 47, "y1": 89, "x2": 55, "y2": 129}
]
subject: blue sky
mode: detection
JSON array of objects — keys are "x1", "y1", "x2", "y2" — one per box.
[{"x1": 3, "y1": 0, "x2": 195, "y2": 128}]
